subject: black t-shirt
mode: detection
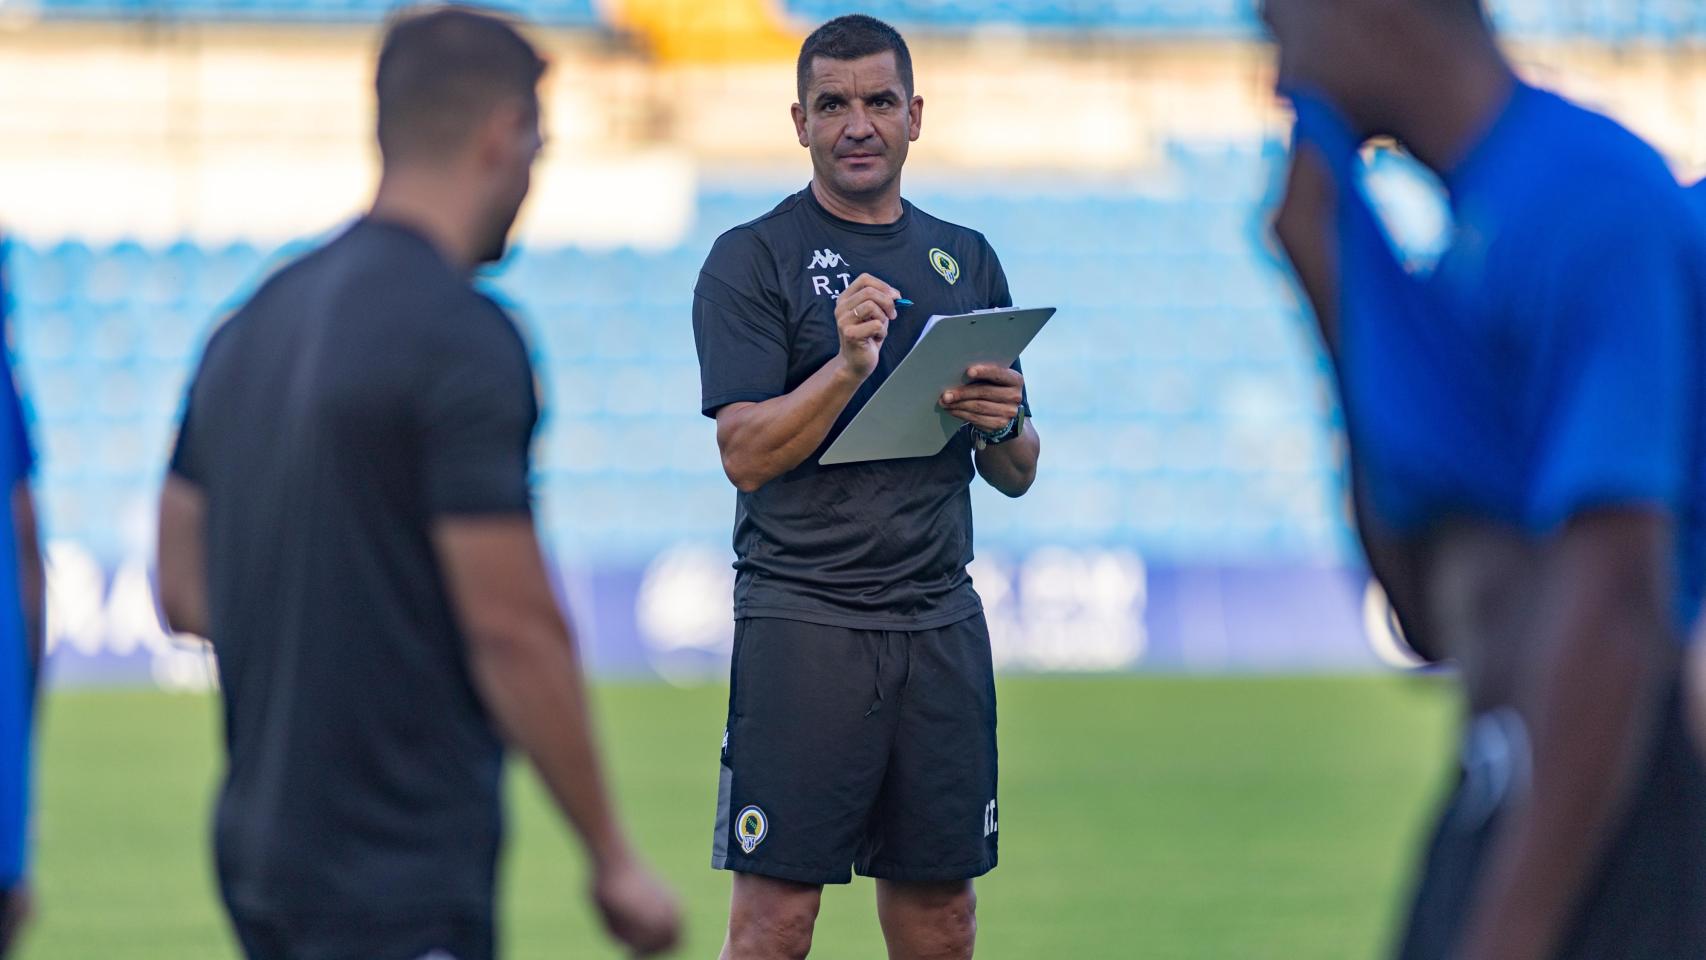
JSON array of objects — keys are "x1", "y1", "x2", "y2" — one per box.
[
  {"x1": 170, "y1": 218, "x2": 537, "y2": 920},
  {"x1": 693, "y1": 187, "x2": 1022, "y2": 630}
]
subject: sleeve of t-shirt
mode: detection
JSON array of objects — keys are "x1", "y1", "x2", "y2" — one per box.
[
  {"x1": 168, "y1": 321, "x2": 233, "y2": 488},
  {"x1": 693, "y1": 227, "x2": 790, "y2": 418},
  {"x1": 979, "y1": 235, "x2": 1032, "y2": 418},
  {"x1": 1525, "y1": 192, "x2": 1694, "y2": 529},
  {"x1": 418, "y1": 299, "x2": 539, "y2": 517},
  {"x1": 167, "y1": 367, "x2": 202, "y2": 485}
]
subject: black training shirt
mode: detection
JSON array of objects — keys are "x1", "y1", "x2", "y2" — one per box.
[
  {"x1": 170, "y1": 218, "x2": 537, "y2": 920},
  {"x1": 693, "y1": 187, "x2": 1023, "y2": 630}
]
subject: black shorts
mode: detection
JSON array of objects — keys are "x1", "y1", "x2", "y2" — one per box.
[
  {"x1": 1398, "y1": 675, "x2": 1706, "y2": 960},
  {"x1": 711, "y1": 614, "x2": 999, "y2": 886},
  {"x1": 227, "y1": 909, "x2": 494, "y2": 960}
]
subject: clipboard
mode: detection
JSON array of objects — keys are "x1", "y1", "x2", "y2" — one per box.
[{"x1": 819, "y1": 306, "x2": 1056, "y2": 466}]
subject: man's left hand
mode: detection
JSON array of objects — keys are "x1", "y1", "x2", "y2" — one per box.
[{"x1": 940, "y1": 364, "x2": 1024, "y2": 432}]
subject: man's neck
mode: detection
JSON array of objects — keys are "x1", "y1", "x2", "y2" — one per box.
[
  {"x1": 370, "y1": 170, "x2": 479, "y2": 272},
  {"x1": 1389, "y1": 33, "x2": 1517, "y2": 176},
  {"x1": 810, "y1": 178, "x2": 905, "y2": 225}
]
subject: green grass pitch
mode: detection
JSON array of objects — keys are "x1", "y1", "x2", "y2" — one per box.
[{"x1": 16, "y1": 675, "x2": 1458, "y2": 959}]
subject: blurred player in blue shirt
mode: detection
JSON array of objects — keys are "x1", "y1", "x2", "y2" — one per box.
[
  {"x1": 0, "y1": 235, "x2": 44, "y2": 956},
  {"x1": 1264, "y1": 0, "x2": 1706, "y2": 958}
]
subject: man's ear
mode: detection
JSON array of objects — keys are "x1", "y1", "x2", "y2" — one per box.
[
  {"x1": 792, "y1": 102, "x2": 809, "y2": 148},
  {"x1": 909, "y1": 95, "x2": 924, "y2": 143},
  {"x1": 475, "y1": 97, "x2": 530, "y2": 168}
]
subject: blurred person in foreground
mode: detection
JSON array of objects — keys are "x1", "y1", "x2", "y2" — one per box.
[
  {"x1": 692, "y1": 14, "x2": 1038, "y2": 959},
  {"x1": 154, "y1": 8, "x2": 679, "y2": 958},
  {"x1": 0, "y1": 236, "x2": 44, "y2": 957},
  {"x1": 1264, "y1": 0, "x2": 1706, "y2": 957}
]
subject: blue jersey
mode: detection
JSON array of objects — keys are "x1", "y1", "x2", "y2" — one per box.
[
  {"x1": 0, "y1": 234, "x2": 36, "y2": 888},
  {"x1": 1290, "y1": 83, "x2": 1706, "y2": 630}
]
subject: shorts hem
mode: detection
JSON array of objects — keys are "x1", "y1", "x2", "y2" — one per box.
[
  {"x1": 733, "y1": 602, "x2": 984, "y2": 633},
  {"x1": 223, "y1": 896, "x2": 494, "y2": 923},
  {"x1": 856, "y1": 857, "x2": 997, "y2": 883},
  {"x1": 712, "y1": 855, "x2": 851, "y2": 886}
]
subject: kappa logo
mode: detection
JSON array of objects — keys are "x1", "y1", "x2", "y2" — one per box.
[
  {"x1": 808, "y1": 248, "x2": 848, "y2": 270},
  {"x1": 736, "y1": 805, "x2": 769, "y2": 854},
  {"x1": 929, "y1": 247, "x2": 960, "y2": 285}
]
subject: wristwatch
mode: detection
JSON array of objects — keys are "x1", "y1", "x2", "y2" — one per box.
[{"x1": 974, "y1": 410, "x2": 1026, "y2": 450}]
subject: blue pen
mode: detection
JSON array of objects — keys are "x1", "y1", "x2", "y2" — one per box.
[{"x1": 895, "y1": 299, "x2": 914, "y2": 306}]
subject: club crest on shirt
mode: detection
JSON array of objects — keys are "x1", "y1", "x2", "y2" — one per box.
[
  {"x1": 929, "y1": 248, "x2": 960, "y2": 285},
  {"x1": 736, "y1": 805, "x2": 769, "y2": 854}
]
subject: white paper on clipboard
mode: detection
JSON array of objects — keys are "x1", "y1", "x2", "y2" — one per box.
[{"x1": 818, "y1": 306, "x2": 1055, "y2": 466}]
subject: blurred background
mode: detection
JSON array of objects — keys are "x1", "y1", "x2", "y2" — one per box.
[{"x1": 3, "y1": 1, "x2": 1706, "y2": 957}]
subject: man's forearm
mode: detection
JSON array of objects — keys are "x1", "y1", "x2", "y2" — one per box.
[
  {"x1": 1275, "y1": 147, "x2": 1442, "y2": 656},
  {"x1": 469, "y1": 620, "x2": 631, "y2": 869},
  {"x1": 1458, "y1": 629, "x2": 1664, "y2": 960},
  {"x1": 717, "y1": 356, "x2": 866, "y2": 492},
  {"x1": 156, "y1": 477, "x2": 211, "y2": 639},
  {"x1": 1457, "y1": 535, "x2": 1670, "y2": 960},
  {"x1": 1273, "y1": 147, "x2": 1341, "y2": 352},
  {"x1": 11, "y1": 484, "x2": 42, "y2": 688},
  {"x1": 1347, "y1": 469, "x2": 1441, "y2": 661},
  {"x1": 973, "y1": 424, "x2": 1039, "y2": 497}
]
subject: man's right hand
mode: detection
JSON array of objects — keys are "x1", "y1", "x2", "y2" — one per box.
[
  {"x1": 592, "y1": 855, "x2": 682, "y2": 956},
  {"x1": 835, "y1": 274, "x2": 901, "y2": 380}
]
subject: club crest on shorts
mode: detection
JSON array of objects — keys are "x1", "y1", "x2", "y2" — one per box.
[
  {"x1": 929, "y1": 248, "x2": 960, "y2": 285},
  {"x1": 736, "y1": 805, "x2": 769, "y2": 854}
]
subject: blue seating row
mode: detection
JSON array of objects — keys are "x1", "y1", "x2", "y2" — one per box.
[{"x1": 28, "y1": 0, "x2": 1706, "y2": 40}]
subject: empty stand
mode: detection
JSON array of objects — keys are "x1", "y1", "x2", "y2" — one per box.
[
  {"x1": 17, "y1": 0, "x2": 1706, "y2": 40},
  {"x1": 5, "y1": 143, "x2": 1358, "y2": 568}
]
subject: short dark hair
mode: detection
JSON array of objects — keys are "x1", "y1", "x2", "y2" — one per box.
[
  {"x1": 796, "y1": 14, "x2": 913, "y2": 106},
  {"x1": 376, "y1": 5, "x2": 547, "y2": 163}
]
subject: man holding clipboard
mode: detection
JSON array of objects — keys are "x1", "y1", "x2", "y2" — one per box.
[{"x1": 692, "y1": 14, "x2": 1040, "y2": 959}]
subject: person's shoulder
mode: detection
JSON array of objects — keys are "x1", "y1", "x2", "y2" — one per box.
[
  {"x1": 908, "y1": 203, "x2": 996, "y2": 251},
  {"x1": 1487, "y1": 98, "x2": 1699, "y2": 323},
  {"x1": 403, "y1": 290, "x2": 534, "y2": 401},
  {"x1": 698, "y1": 194, "x2": 815, "y2": 301},
  {"x1": 199, "y1": 241, "x2": 332, "y2": 359},
  {"x1": 704, "y1": 194, "x2": 808, "y2": 264},
  {"x1": 908, "y1": 203, "x2": 1006, "y2": 286},
  {"x1": 1483, "y1": 92, "x2": 1686, "y2": 263},
  {"x1": 739, "y1": 191, "x2": 812, "y2": 234},
  {"x1": 1529, "y1": 89, "x2": 1680, "y2": 208},
  {"x1": 425, "y1": 287, "x2": 528, "y2": 356}
]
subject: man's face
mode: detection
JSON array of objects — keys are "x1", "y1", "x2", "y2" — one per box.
[
  {"x1": 1261, "y1": 0, "x2": 1390, "y2": 133},
  {"x1": 478, "y1": 95, "x2": 543, "y2": 265},
  {"x1": 793, "y1": 52, "x2": 922, "y2": 202}
]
